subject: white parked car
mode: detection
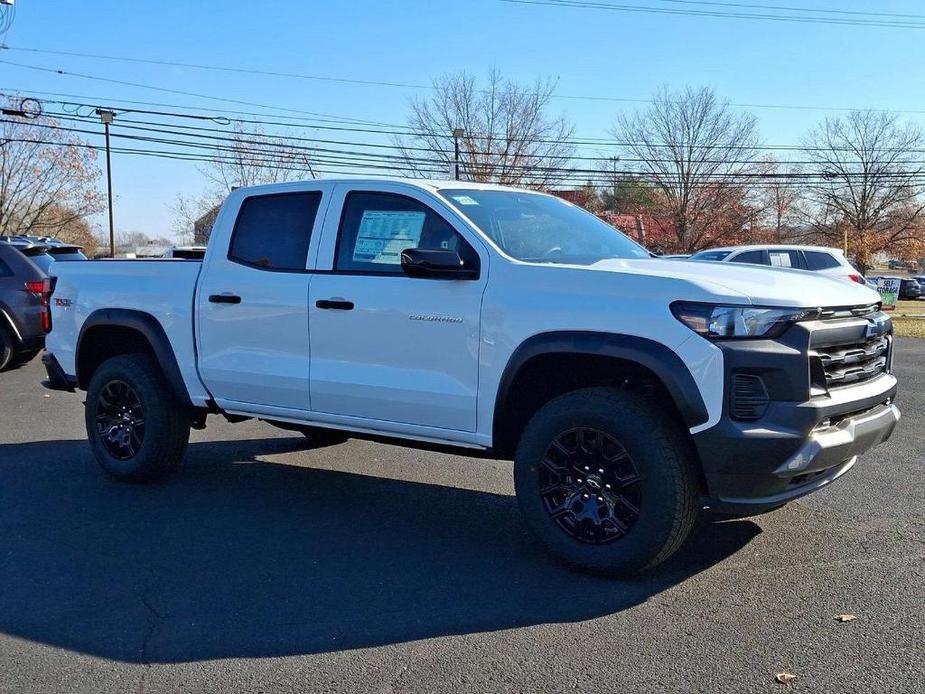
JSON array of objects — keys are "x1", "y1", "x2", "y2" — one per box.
[
  {"x1": 40, "y1": 179, "x2": 898, "y2": 575},
  {"x1": 689, "y1": 245, "x2": 864, "y2": 284}
]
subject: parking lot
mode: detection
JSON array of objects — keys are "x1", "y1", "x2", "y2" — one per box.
[{"x1": 0, "y1": 342, "x2": 922, "y2": 694}]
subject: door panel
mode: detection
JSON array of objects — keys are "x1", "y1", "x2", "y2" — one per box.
[
  {"x1": 196, "y1": 189, "x2": 325, "y2": 410},
  {"x1": 309, "y1": 274, "x2": 482, "y2": 430},
  {"x1": 198, "y1": 264, "x2": 311, "y2": 409},
  {"x1": 308, "y1": 185, "x2": 486, "y2": 432}
]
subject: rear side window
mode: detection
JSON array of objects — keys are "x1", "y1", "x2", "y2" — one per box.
[
  {"x1": 26, "y1": 252, "x2": 54, "y2": 273},
  {"x1": 804, "y1": 251, "x2": 842, "y2": 270},
  {"x1": 729, "y1": 250, "x2": 768, "y2": 266},
  {"x1": 228, "y1": 192, "x2": 322, "y2": 271},
  {"x1": 0, "y1": 258, "x2": 11, "y2": 277}
]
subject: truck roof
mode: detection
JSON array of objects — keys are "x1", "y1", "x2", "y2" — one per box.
[{"x1": 230, "y1": 177, "x2": 539, "y2": 197}]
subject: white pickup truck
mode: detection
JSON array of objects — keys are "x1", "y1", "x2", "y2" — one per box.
[{"x1": 40, "y1": 178, "x2": 900, "y2": 574}]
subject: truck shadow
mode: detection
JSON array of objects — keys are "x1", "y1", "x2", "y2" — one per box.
[{"x1": 0, "y1": 437, "x2": 760, "y2": 663}]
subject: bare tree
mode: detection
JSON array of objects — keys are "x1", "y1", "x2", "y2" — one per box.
[
  {"x1": 802, "y1": 111, "x2": 925, "y2": 274},
  {"x1": 396, "y1": 68, "x2": 575, "y2": 186},
  {"x1": 0, "y1": 97, "x2": 103, "y2": 237},
  {"x1": 173, "y1": 124, "x2": 316, "y2": 242},
  {"x1": 614, "y1": 86, "x2": 764, "y2": 253},
  {"x1": 198, "y1": 124, "x2": 315, "y2": 192},
  {"x1": 759, "y1": 158, "x2": 805, "y2": 242}
]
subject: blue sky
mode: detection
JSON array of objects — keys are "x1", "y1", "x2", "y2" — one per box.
[{"x1": 3, "y1": 0, "x2": 925, "y2": 239}]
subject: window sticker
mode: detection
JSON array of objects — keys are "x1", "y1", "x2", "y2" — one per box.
[
  {"x1": 769, "y1": 252, "x2": 792, "y2": 267},
  {"x1": 450, "y1": 194, "x2": 480, "y2": 206},
  {"x1": 353, "y1": 210, "x2": 426, "y2": 264}
]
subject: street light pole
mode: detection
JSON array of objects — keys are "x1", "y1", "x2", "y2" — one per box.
[
  {"x1": 452, "y1": 128, "x2": 465, "y2": 180},
  {"x1": 96, "y1": 109, "x2": 116, "y2": 257}
]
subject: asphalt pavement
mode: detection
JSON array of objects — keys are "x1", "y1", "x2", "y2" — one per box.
[{"x1": 0, "y1": 342, "x2": 923, "y2": 693}]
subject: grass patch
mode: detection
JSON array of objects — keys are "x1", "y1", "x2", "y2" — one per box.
[
  {"x1": 889, "y1": 299, "x2": 925, "y2": 338},
  {"x1": 891, "y1": 316, "x2": 925, "y2": 339}
]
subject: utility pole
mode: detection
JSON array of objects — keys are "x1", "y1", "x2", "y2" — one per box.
[
  {"x1": 611, "y1": 156, "x2": 619, "y2": 204},
  {"x1": 96, "y1": 109, "x2": 116, "y2": 257},
  {"x1": 452, "y1": 128, "x2": 465, "y2": 180}
]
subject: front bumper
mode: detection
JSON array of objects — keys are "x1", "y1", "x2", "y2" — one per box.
[{"x1": 693, "y1": 314, "x2": 900, "y2": 514}]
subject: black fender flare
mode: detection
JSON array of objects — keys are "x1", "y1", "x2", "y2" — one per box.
[
  {"x1": 76, "y1": 308, "x2": 192, "y2": 407},
  {"x1": 494, "y1": 331, "x2": 709, "y2": 430}
]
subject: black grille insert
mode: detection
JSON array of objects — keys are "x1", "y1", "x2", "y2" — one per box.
[
  {"x1": 731, "y1": 373, "x2": 769, "y2": 421},
  {"x1": 815, "y1": 334, "x2": 889, "y2": 388}
]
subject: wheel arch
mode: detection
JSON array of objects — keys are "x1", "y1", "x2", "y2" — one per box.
[
  {"x1": 76, "y1": 309, "x2": 192, "y2": 407},
  {"x1": 0, "y1": 303, "x2": 24, "y2": 345},
  {"x1": 491, "y1": 331, "x2": 709, "y2": 459}
]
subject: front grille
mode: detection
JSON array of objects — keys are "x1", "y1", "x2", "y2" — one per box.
[
  {"x1": 817, "y1": 304, "x2": 880, "y2": 320},
  {"x1": 815, "y1": 334, "x2": 889, "y2": 388}
]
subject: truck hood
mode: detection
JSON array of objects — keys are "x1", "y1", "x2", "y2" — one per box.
[{"x1": 586, "y1": 258, "x2": 881, "y2": 307}]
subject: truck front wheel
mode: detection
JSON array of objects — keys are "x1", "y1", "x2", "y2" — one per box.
[
  {"x1": 85, "y1": 354, "x2": 191, "y2": 483},
  {"x1": 514, "y1": 388, "x2": 699, "y2": 576}
]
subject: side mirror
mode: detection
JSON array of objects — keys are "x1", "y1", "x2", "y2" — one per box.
[{"x1": 400, "y1": 248, "x2": 479, "y2": 280}]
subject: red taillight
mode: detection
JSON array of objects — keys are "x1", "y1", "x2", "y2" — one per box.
[
  {"x1": 849, "y1": 274, "x2": 863, "y2": 283},
  {"x1": 24, "y1": 278, "x2": 55, "y2": 333}
]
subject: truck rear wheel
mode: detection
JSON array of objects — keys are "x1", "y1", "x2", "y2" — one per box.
[
  {"x1": 513, "y1": 388, "x2": 699, "y2": 576},
  {"x1": 85, "y1": 354, "x2": 191, "y2": 483}
]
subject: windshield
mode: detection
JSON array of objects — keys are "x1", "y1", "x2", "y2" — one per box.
[
  {"x1": 689, "y1": 250, "x2": 732, "y2": 261},
  {"x1": 439, "y1": 189, "x2": 650, "y2": 265}
]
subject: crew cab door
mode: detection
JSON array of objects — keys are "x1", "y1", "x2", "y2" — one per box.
[
  {"x1": 196, "y1": 186, "x2": 328, "y2": 411},
  {"x1": 308, "y1": 184, "x2": 487, "y2": 432}
]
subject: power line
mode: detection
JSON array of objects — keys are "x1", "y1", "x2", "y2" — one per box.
[
  {"x1": 9, "y1": 90, "x2": 925, "y2": 161},
  {"x1": 499, "y1": 0, "x2": 925, "y2": 29},
  {"x1": 6, "y1": 45, "x2": 925, "y2": 115},
  {"x1": 8, "y1": 118, "x2": 925, "y2": 185},
  {"x1": 0, "y1": 59, "x2": 400, "y2": 127},
  {"x1": 0, "y1": 86, "x2": 420, "y2": 132},
  {"x1": 0, "y1": 46, "x2": 434, "y2": 91},
  {"x1": 640, "y1": 0, "x2": 925, "y2": 21},
  {"x1": 48, "y1": 110, "x2": 925, "y2": 167}
]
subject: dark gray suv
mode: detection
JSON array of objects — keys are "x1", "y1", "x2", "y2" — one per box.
[{"x1": 0, "y1": 243, "x2": 47, "y2": 371}]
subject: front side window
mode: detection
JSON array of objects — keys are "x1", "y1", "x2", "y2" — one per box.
[
  {"x1": 439, "y1": 189, "x2": 650, "y2": 265},
  {"x1": 336, "y1": 192, "x2": 475, "y2": 273},
  {"x1": 229, "y1": 192, "x2": 322, "y2": 271}
]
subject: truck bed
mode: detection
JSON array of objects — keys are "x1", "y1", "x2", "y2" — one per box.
[{"x1": 46, "y1": 259, "x2": 212, "y2": 406}]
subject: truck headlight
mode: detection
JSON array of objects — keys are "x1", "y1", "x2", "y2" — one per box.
[{"x1": 671, "y1": 302, "x2": 817, "y2": 339}]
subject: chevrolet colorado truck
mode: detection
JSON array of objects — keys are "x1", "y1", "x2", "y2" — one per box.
[{"x1": 40, "y1": 178, "x2": 900, "y2": 574}]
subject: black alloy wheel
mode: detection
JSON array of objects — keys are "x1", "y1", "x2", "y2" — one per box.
[
  {"x1": 539, "y1": 427, "x2": 642, "y2": 545},
  {"x1": 95, "y1": 379, "x2": 146, "y2": 460}
]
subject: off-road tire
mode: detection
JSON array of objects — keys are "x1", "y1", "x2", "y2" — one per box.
[
  {"x1": 514, "y1": 387, "x2": 699, "y2": 576},
  {"x1": 85, "y1": 353, "x2": 191, "y2": 483}
]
